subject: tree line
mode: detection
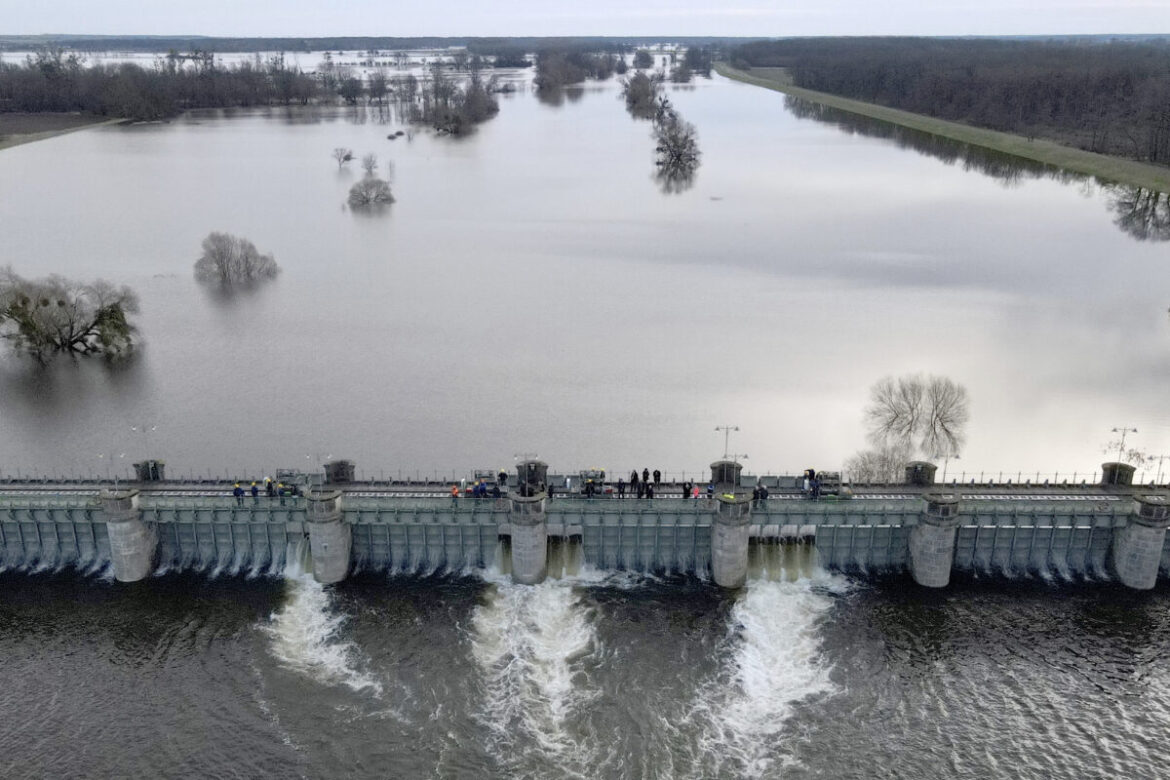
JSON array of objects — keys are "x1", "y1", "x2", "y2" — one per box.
[
  {"x1": 0, "y1": 35, "x2": 743, "y2": 55},
  {"x1": 0, "y1": 47, "x2": 504, "y2": 132},
  {"x1": 0, "y1": 49, "x2": 321, "y2": 119},
  {"x1": 534, "y1": 47, "x2": 628, "y2": 91},
  {"x1": 730, "y1": 37, "x2": 1170, "y2": 166}
]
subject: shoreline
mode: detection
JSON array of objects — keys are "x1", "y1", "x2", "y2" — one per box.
[
  {"x1": 0, "y1": 116, "x2": 124, "y2": 152},
  {"x1": 715, "y1": 63, "x2": 1170, "y2": 193}
]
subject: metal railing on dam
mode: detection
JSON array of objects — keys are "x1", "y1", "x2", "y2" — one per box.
[{"x1": 2, "y1": 481, "x2": 1168, "y2": 590}]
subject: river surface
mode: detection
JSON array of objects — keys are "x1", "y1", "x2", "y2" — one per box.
[
  {"x1": 1, "y1": 70, "x2": 1168, "y2": 481},
  {"x1": 2, "y1": 561, "x2": 1169, "y2": 779}
]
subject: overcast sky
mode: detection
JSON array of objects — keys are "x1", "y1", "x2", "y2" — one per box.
[{"x1": 5, "y1": 0, "x2": 1169, "y2": 38}]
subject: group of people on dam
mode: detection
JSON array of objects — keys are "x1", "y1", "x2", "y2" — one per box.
[{"x1": 231, "y1": 478, "x2": 302, "y2": 505}]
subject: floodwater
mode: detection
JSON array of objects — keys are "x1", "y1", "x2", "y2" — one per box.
[
  {"x1": 1, "y1": 71, "x2": 1168, "y2": 482},
  {"x1": 3, "y1": 561, "x2": 1170, "y2": 780}
]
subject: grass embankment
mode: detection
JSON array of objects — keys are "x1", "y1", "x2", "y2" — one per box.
[
  {"x1": 0, "y1": 113, "x2": 123, "y2": 152},
  {"x1": 715, "y1": 63, "x2": 1170, "y2": 192}
]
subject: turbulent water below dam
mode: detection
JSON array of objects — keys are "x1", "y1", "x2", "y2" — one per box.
[{"x1": 2, "y1": 551, "x2": 1169, "y2": 779}]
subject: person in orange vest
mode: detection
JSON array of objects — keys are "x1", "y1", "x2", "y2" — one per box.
[{"x1": 450, "y1": 484, "x2": 459, "y2": 503}]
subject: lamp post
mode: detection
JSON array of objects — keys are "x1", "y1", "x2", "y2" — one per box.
[
  {"x1": 305, "y1": 452, "x2": 333, "y2": 489},
  {"x1": 1112, "y1": 426, "x2": 1138, "y2": 464},
  {"x1": 715, "y1": 425, "x2": 739, "y2": 459},
  {"x1": 1154, "y1": 454, "x2": 1169, "y2": 485},
  {"x1": 130, "y1": 424, "x2": 156, "y2": 454},
  {"x1": 98, "y1": 452, "x2": 125, "y2": 490},
  {"x1": 942, "y1": 453, "x2": 959, "y2": 483}
]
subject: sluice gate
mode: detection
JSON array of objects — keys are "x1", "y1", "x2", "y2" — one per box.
[{"x1": 3, "y1": 485, "x2": 1168, "y2": 590}]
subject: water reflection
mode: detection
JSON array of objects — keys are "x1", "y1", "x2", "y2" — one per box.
[
  {"x1": 199, "y1": 280, "x2": 274, "y2": 309},
  {"x1": 784, "y1": 96, "x2": 1170, "y2": 242},
  {"x1": 0, "y1": 350, "x2": 147, "y2": 413},
  {"x1": 535, "y1": 85, "x2": 585, "y2": 107},
  {"x1": 654, "y1": 161, "x2": 697, "y2": 195},
  {"x1": 1108, "y1": 187, "x2": 1170, "y2": 241}
]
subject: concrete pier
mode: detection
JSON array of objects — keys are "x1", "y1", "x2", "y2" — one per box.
[
  {"x1": 710, "y1": 460, "x2": 753, "y2": 589},
  {"x1": 1102, "y1": 462, "x2": 1136, "y2": 487},
  {"x1": 909, "y1": 493, "x2": 961, "y2": 588},
  {"x1": 305, "y1": 491, "x2": 351, "y2": 584},
  {"x1": 1110, "y1": 495, "x2": 1170, "y2": 590},
  {"x1": 509, "y1": 460, "x2": 549, "y2": 585},
  {"x1": 100, "y1": 489, "x2": 157, "y2": 582},
  {"x1": 7, "y1": 467, "x2": 1170, "y2": 591}
]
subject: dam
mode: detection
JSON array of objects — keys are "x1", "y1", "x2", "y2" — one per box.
[{"x1": 1, "y1": 459, "x2": 1167, "y2": 590}]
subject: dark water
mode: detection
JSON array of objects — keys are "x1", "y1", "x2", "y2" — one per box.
[
  {"x1": 1, "y1": 73, "x2": 1168, "y2": 482},
  {"x1": 3, "y1": 562, "x2": 1169, "y2": 779}
]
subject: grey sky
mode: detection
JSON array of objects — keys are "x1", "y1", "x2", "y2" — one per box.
[{"x1": 4, "y1": 0, "x2": 1169, "y2": 37}]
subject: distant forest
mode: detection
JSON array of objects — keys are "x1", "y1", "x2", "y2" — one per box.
[
  {"x1": 0, "y1": 50, "x2": 322, "y2": 119},
  {"x1": 0, "y1": 35, "x2": 742, "y2": 54},
  {"x1": 730, "y1": 37, "x2": 1170, "y2": 166}
]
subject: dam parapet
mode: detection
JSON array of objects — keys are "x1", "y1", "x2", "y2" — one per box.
[{"x1": 1, "y1": 460, "x2": 1166, "y2": 589}]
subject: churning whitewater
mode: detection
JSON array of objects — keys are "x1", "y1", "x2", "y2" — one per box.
[
  {"x1": 470, "y1": 570, "x2": 603, "y2": 778},
  {"x1": 265, "y1": 543, "x2": 383, "y2": 695},
  {"x1": 255, "y1": 554, "x2": 846, "y2": 779},
  {"x1": 688, "y1": 575, "x2": 844, "y2": 778}
]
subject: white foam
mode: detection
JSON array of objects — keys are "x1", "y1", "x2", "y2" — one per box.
[
  {"x1": 470, "y1": 573, "x2": 600, "y2": 774},
  {"x1": 264, "y1": 544, "x2": 382, "y2": 695},
  {"x1": 688, "y1": 573, "x2": 845, "y2": 779}
]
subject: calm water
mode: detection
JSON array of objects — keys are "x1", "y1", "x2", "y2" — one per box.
[
  {"x1": 3, "y1": 562, "x2": 1170, "y2": 779},
  {"x1": 1, "y1": 73, "x2": 1168, "y2": 480}
]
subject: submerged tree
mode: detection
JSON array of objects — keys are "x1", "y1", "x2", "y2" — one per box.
[
  {"x1": 0, "y1": 266, "x2": 139, "y2": 363},
  {"x1": 622, "y1": 70, "x2": 658, "y2": 118},
  {"x1": 361, "y1": 153, "x2": 379, "y2": 176},
  {"x1": 864, "y1": 374, "x2": 970, "y2": 460},
  {"x1": 332, "y1": 147, "x2": 354, "y2": 169},
  {"x1": 348, "y1": 177, "x2": 395, "y2": 208},
  {"x1": 652, "y1": 97, "x2": 700, "y2": 192},
  {"x1": 194, "y1": 232, "x2": 280, "y2": 285}
]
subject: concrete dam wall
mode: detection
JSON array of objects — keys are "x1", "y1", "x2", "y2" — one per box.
[{"x1": 2, "y1": 486, "x2": 1168, "y2": 590}]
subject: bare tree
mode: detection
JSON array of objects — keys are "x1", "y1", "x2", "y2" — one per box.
[
  {"x1": 865, "y1": 374, "x2": 969, "y2": 460},
  {"x1": 347, "y1": 178, "x2": 395, "y2": 208},
  {"x1": 653, "y1": 97, "x2": 700, "y2": 191},
  {"x1": 361, "y1": 153, "x2": 378, "y2": 176},
  {"x1": 332, "y1": 147, "x2": 354, "y2": 169},
  {"x1": 368, "y1": 71, "x2": 389, "y2": 107},
  {"x1": 194, "y1": 232, "x2": 280, "y2": 285},
  {"x1": 845, "y1": 442, "x2": 914, "y2": 483},
  {"x1": 0, "y1": 266, "x2": 139, "y2": 362}
]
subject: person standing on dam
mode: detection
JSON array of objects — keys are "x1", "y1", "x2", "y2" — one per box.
[
  {"x1": 617, "y1": 477, "x2": 626, "y2": 498},
  {"x1": 642, "y1": 467, "x2": 650, "y2": 485},
  {"x1": 232, "y1": 484, "x2": 244, "y2": 506},
  {"x1": 630, "y1": 470, "x2": 639, "y2": 494},
  {"x1": 653, "y1": 469, "x2": 661, "y2": 487}
]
